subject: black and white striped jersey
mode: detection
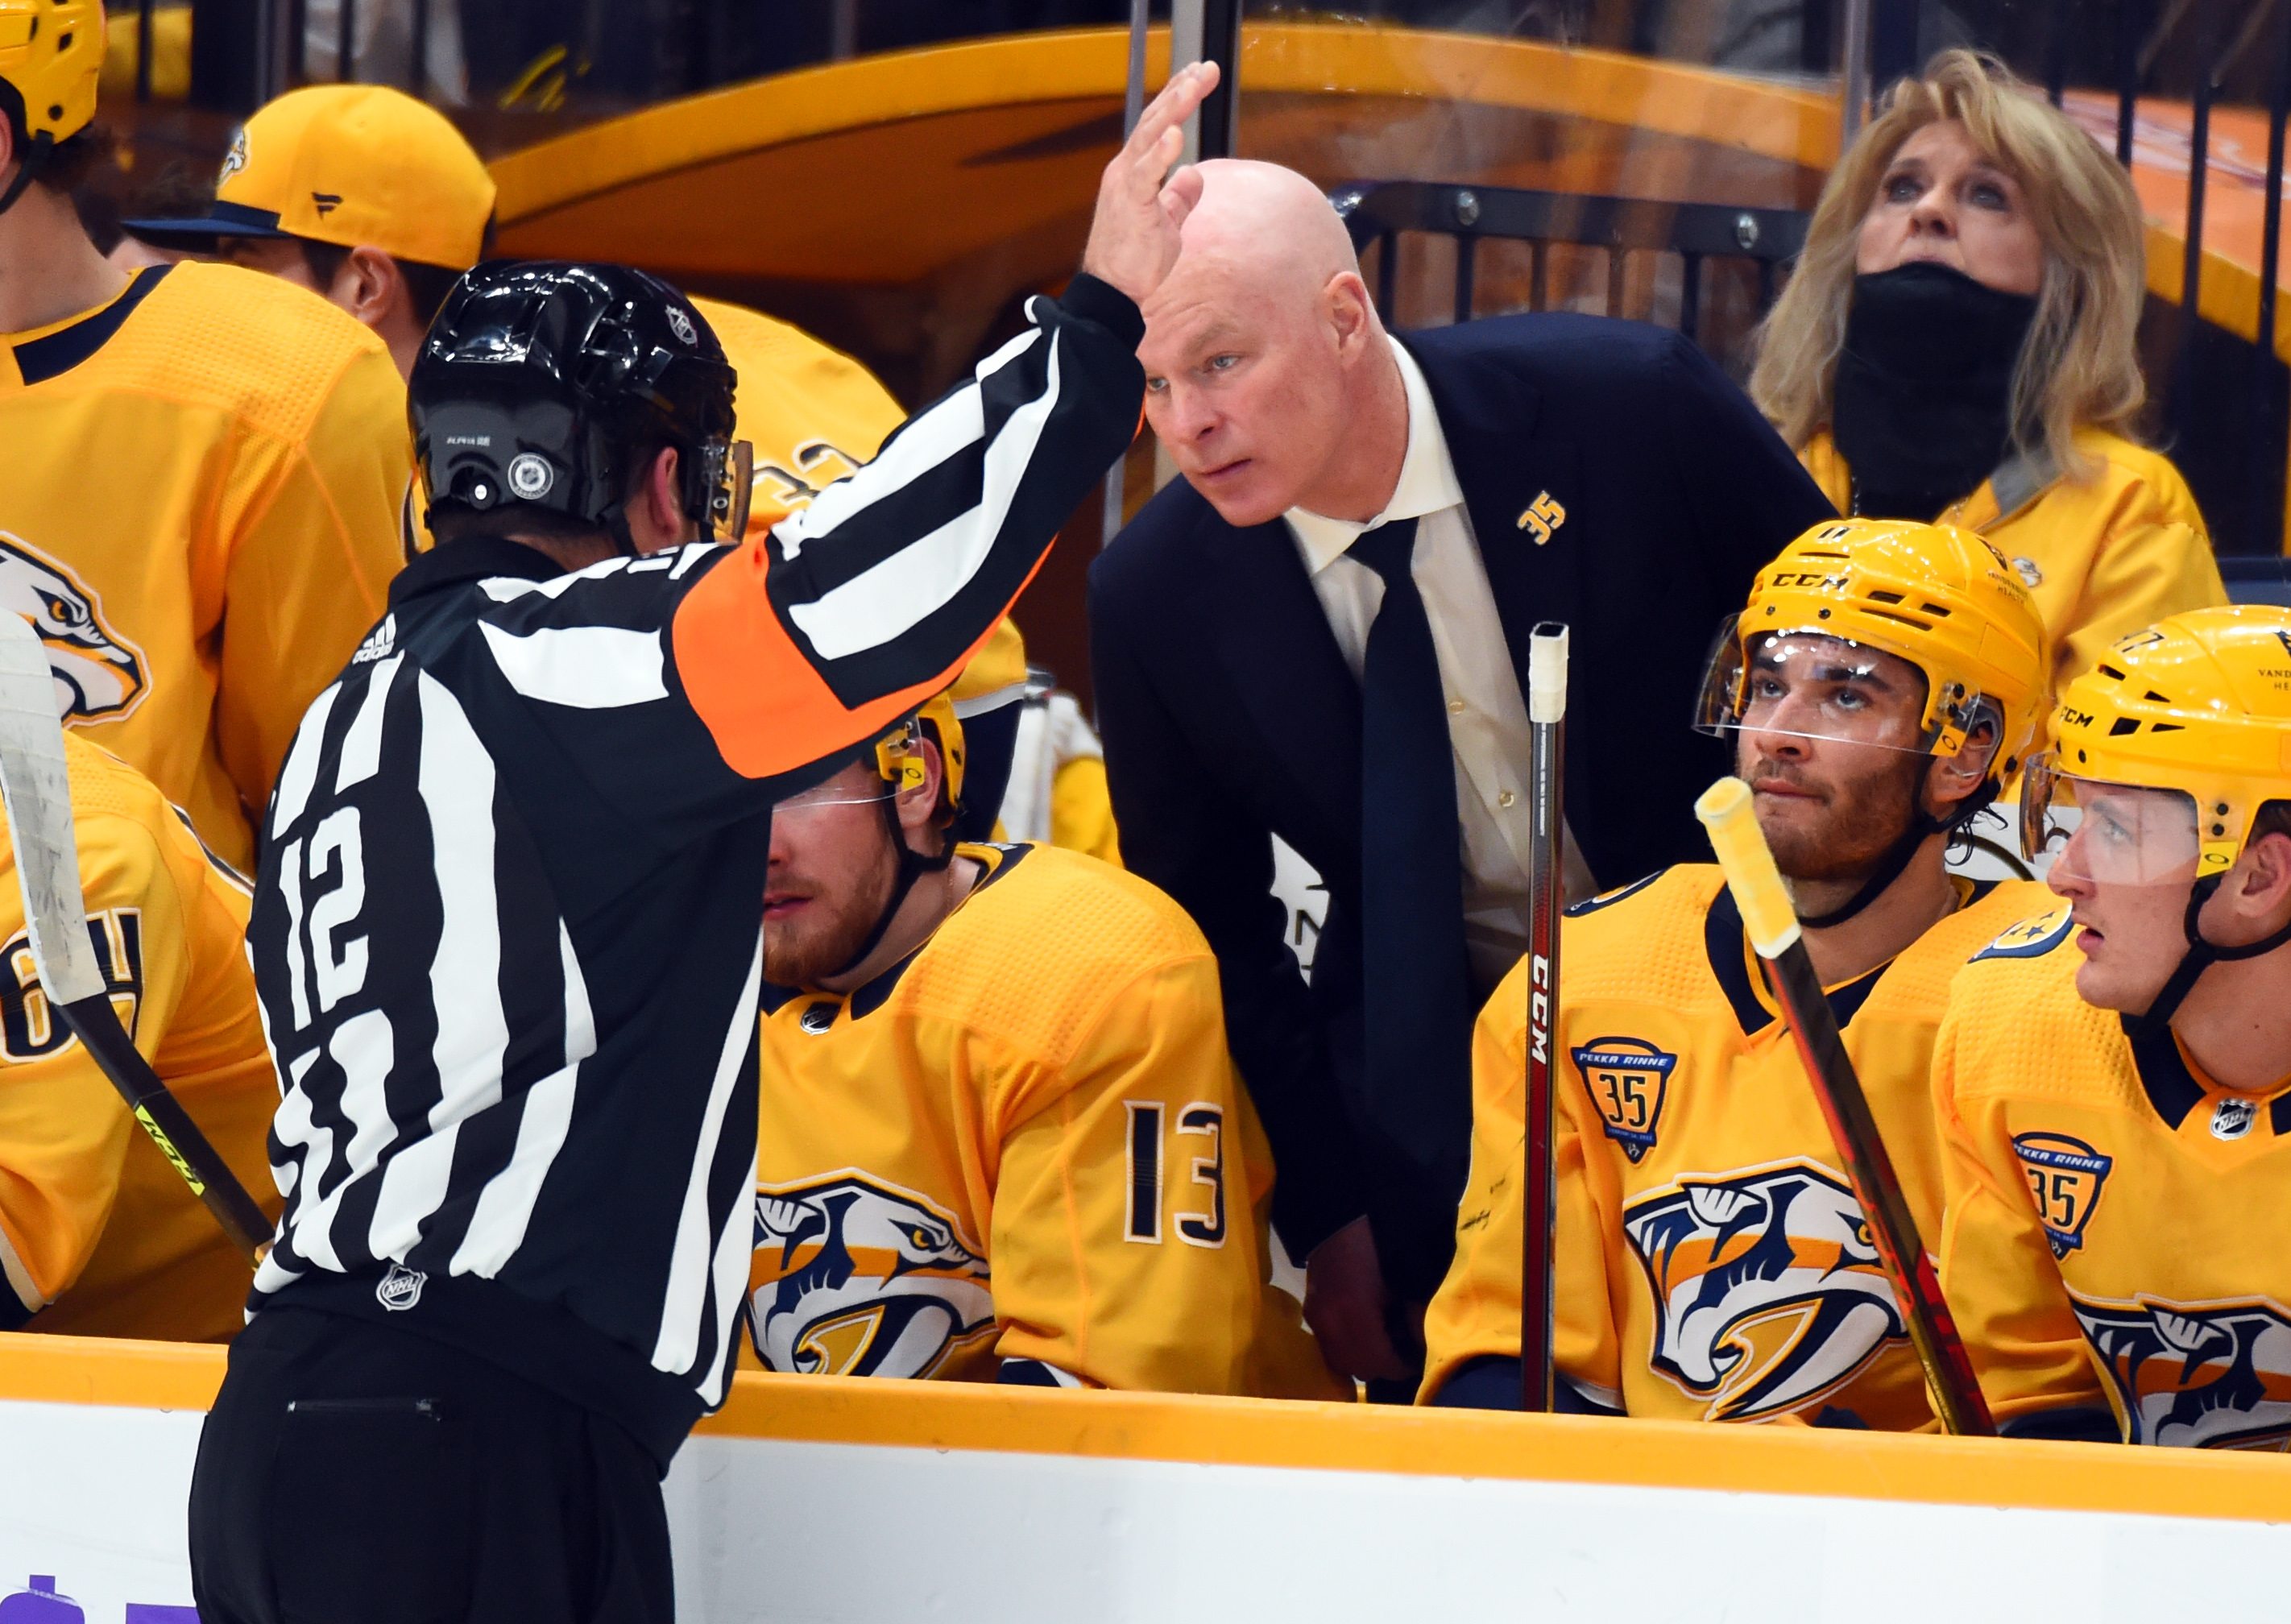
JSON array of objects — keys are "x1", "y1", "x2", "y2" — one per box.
[{"x1": 243, "y1": 276, "x2": 1146, "y2": 1462}]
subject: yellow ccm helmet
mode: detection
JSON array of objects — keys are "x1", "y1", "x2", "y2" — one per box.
[
  {"x1": 2024, "y1": 607, "x2": 2291, "y2": 1032},
  {"x1": 1695, "y1": 516, "x2": 2049, "y2": 922},
  {"x1": 0, "y1": 0, "x2": 105, "y2": 214},
  {"x1": 2026, "y1": 607, "x2": 2291, "y2": 883},
  {"x1": 1698, "y1": 516, "x2": 2049, "y2": 781}
]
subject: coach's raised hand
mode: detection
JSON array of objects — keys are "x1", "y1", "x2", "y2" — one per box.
[{"x1": 1081, "y1": 61, "x2": 1220, "y2": 305}]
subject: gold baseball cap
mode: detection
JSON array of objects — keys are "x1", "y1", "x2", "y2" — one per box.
[{"x1": 127, "y1": 84, "x2": 495, "y2": 270}]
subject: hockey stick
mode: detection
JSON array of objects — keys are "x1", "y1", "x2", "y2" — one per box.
[
  {"x1": 1519, "y1": 623, "x2": 1568, "y2": 1412},
  {"x1": 1694, "y1": 777, "x2": 1993, "y2": 1436},
  {"x1": 0, "y1": 612, "x2": 271, "y2": 1267}
]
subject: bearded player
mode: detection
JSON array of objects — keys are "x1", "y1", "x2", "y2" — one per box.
[
  {"x1": 754, "y1": 695, "x2": 1345, "y2": 1398},
  {"x1": 1936, "y1": 607, "x2": 2291, "y2": 1447},
  {"x1": 1422, "y1": 519, "x2": 2049, "y2": 1427}
]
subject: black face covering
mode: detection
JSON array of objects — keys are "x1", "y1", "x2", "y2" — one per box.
[{"x1": 1830, "y1": 262, "x2": 2039, "y2": 521}]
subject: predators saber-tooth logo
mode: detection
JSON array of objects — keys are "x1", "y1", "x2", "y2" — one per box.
[
  {"x1": 0, "y1": 534, "x2": 148, "y2": 723},
  {"x1": 1623, "y1": 1161, "x2": 1906, "y2": 1421},
  {"x1": 750, "y1": 1173, "x2": 995, "y2": 1379},
  {"x1": 2075, "y1": 1295, "x2": 2291, "y2": 1449}
]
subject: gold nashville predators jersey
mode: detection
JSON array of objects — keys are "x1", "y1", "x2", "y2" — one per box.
[
  {"x1": 1936, "y1": 908, "x2": 2291, "y2": 1448},
  {"x1": 752, "y1": 842, "x2": 1346, "y2": 1399},
  {"x1": 1423, "y1": 864, "x2": 2050, "y2": 1429},
  {"x1": 0, "y1": 261, "x2": 408, "y2": 872},
  {"x1": 3, "y1": 735, "x2": 279, "y2": 1343}
]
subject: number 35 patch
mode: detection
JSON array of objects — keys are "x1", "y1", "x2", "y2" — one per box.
[{"x1": 1573, "y1": 1038, "x2": 1677, "y2": 1164}]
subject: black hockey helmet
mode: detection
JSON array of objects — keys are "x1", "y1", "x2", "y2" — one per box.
[{"x1": 410, "y1": 260, "x2": 744, "y2": 549}]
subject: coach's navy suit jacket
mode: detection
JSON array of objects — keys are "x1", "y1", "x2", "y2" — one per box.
[{"x1": 1088, "y1": 314, "x2": 1836, "y2": 1302}]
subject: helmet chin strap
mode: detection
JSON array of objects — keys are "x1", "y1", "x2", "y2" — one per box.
[
  {"x1": 1794, "y1": 810, "x2": 1945, "y2": 930},
  {"x1": 603, "y1": 503, "x2": 640, "y2": 560},
  {"x1": 0, "y1": 133, "x2": 56, "y2": 219},
  {"x1": 824, "y1": 796, "x2": 955, "y2": 983},
  {"x1": 2123, "y1": 874, "x2": 2291, "y2": 1042},
  {"x1": 1794, "y1": 770, "x2": 2002, "y2": 933}
]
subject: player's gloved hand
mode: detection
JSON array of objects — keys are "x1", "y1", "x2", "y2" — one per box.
[
  {"x1": 1079, "y1": 60, "x2": 1220, "y2": 307},
  {"x1": 1302, "y1": 1215, "x2": 1415, "y2": 1385}
]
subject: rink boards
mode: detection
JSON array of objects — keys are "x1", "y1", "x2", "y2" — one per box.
[{"x1": 2, "y1": 1332, "x2": 2289, "y2": 1622}]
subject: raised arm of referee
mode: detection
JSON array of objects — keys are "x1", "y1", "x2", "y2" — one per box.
[{"x1": 188, "y1": 65, "x2": 1222, "y2": 1624}]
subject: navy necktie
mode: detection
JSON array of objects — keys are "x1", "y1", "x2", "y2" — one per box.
[{"x1": 1348, "y1": 518, "x2": 1477, "y2": 1297}]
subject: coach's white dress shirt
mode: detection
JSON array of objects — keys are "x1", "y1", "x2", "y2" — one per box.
[{"x1": 1284, "y1": 338, "x2": 1595, "y2": 994}]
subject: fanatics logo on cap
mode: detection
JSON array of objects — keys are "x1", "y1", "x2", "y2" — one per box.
[
  {"x1": 508, "y1": 453, "x2": 555, "y2": 500},
  {"x1": 311, "y1": 191, "x2": 343, "y2": 216},
  {"x1": 2211, "y1": 1098, "x2": 2257, "y2": 1141},
  {"x1": 220, "y1": 126, "x2": 249, "y2": 182},
  {"x1": 376, "y1": 1262, "x2": 428, "y2": 1311},
  {"x1": 667, "y1": 307, "x2": 698, "y2": 347}
]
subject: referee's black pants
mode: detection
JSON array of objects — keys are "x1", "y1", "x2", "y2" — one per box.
[{"x1": 188, "y1": 1307, "x2": 673, "y2": 1624}]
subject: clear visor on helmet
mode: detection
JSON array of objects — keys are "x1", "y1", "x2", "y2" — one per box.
[
  {"x1": 1694, "y1": 619, "x2": 1979, "y2": 758},
  {"x1": 2019, "y1": 753, "x2": 2201, "y2": 886},
  {"x1": 773, "y1": 780, "x2": 894, "y2": 819}
]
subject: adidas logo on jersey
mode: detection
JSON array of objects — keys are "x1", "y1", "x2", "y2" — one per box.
[{"x1": 351, "y1": 614, "x2": 396, "y2": 665}]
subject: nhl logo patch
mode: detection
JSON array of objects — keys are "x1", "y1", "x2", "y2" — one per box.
[
  {"x1": 2210, "y1": 1098, "x2": 2258, "y2": 1141},
  {"x1": 507, "y1": 453, "x2": 556, "y2": 501},
  {"x1": 1572, "y1": 1037, "x2": 1676, "y2": 1163},
  {"x1": 375, "y1": 1262, "x2": 427, "y2": 1312},
  {"x1": 668, "y1": 307, "x2": 698, "y2": 346},
  {"x1": 2011, "y1": 1133, "x2": 2112, "y2": 1257},
  {"x1": 798, "y1": 1001, "x2": 837, "y2": 1035}
]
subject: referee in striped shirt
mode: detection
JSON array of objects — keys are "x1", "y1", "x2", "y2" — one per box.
[{"x1": 188, "y1": 65, "x2": 1220, "y2": 1624}]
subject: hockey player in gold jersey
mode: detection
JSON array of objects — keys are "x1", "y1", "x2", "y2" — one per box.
[
  {"x1": 0, "y1": 9, "x2": 409, "y2": 872},
  {"x1": 0, "y1": 731, "x2": 278, "y2": 1343},
  {"x1": 1423, "y1": 518, "x2": 2051, "y2": 1427},
  {"x1": 753, "y1": 694, "x2": 1344, "y2": 1398},
  {"x1": 1937, "y1": 607, "x2": 2291, "y2": 1446}
]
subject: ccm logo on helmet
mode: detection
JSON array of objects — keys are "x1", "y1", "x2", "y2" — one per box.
[
  {"x1": 2059, "y1": 708, "x2": 2097, "y2": 729},
  {"x1": 1769, "y1": 572, "x2": 1850, "y2": 590}
]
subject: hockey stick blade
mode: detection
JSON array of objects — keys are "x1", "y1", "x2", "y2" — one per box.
[
  {"x1": 1520, "y1": 621, "x2": 1568, "y2": 1411},
  {"x1": 0, "y1": 612, "x2": 271, "y2": 1266},
  {"x1": 1694, "y1": 777, "x2": 1995, "y2": 1436}
]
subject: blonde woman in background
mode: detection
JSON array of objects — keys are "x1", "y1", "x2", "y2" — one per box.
[{"x1": 1754, "y1": 49, "x2": 2223, "y2": 703}]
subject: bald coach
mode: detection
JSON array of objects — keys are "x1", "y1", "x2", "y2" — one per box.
[{"x1": 1088, "y1": 159, "x2": 1834, "y2": 1396}]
